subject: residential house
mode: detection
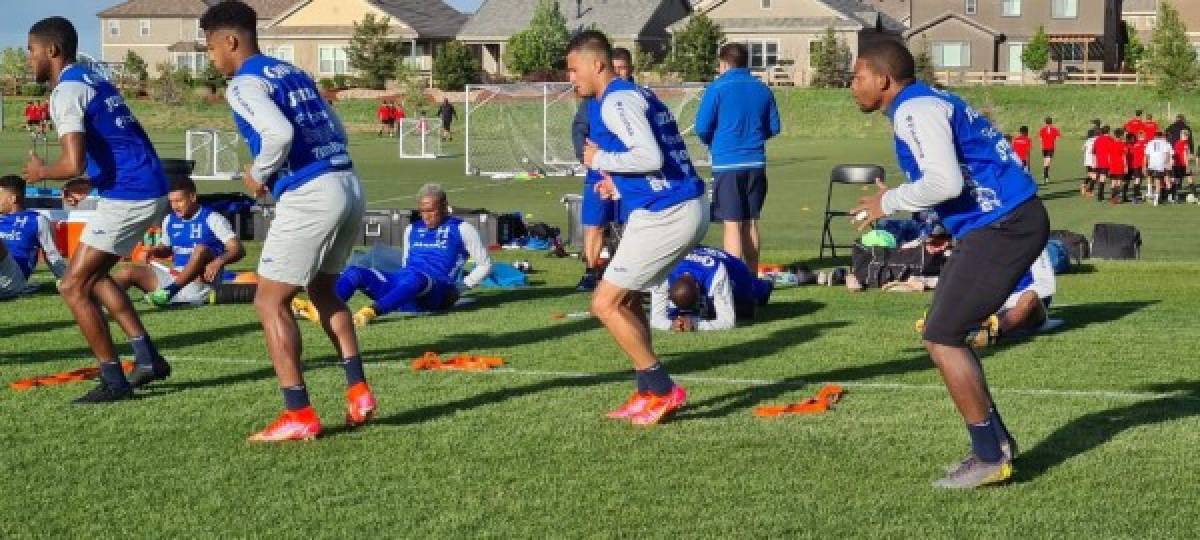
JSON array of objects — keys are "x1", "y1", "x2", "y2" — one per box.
[
  {"x1": 456, "y1": 0, "x2": 693, "y2": 77},
  {"x1": 905, "y1": 0, "x2": 1126, "y2": 74},
  {"x1": 1124, "y1": 0, "x2": 1200, "y2": 57},
  {"x1": 99, "y1": 0, "x2": 293, "y2": 76},
  {"x1": 862, "y1": 0, "x2": 912, "y2": 27},
  {"x1": 674, "y1": 0, "x2": 905, "y2": 85}
]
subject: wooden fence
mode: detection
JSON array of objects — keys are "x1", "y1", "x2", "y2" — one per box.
[{"x1": 933, "y1": 71, "x2": 1151, "y2": 87}]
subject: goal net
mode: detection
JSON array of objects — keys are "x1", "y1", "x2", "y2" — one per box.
[
  {"x1": 185, "y1": 129, "x2": 242, "y2": 181},
  {"x1": 397, "y1": 117, "x2": 444, "y2": 159},
  {"x1": 464, "y1": 83, "x2": 710, "y2": 178}
]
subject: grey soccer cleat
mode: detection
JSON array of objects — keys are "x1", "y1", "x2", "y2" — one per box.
[{"x1": 934, "y1": 454, "x2": 1013, "y2": 489}]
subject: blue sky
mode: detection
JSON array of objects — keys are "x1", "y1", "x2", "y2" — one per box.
[{"x1": 0, "y1": 0, "x2": 485, "y2": 56}]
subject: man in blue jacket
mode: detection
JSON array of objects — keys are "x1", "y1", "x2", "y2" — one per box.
[{"x1": 694, "y1": 43, "x2": 781, "y2": 273}]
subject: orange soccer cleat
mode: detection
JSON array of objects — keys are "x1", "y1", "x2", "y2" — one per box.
[
  {"x1": 629, "y1": 386, "x2": 688, "y2": 426},
  {"x1": 247, "y1": 406, "x2": 321, "y2": 442},
  {"x1": 605, "y1": 391, "x2": 652, "y2": 420},
  {"x1": 345, "y1": 382, "x2": 378, "y2": 427}
]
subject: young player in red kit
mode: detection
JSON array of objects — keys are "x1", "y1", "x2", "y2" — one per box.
[
  {"x1": 1038, "y1": 117, "x2": 1061, "y2": 185},
  {"x1": 1090, "y1": 125, "x2": 1113, "y2": 199},
  {"x1": 1172, "y1": 130, "x2": 1194, "y2": 202},
  {"x1": 1144, "y1": 114, "x2": 1160, "y2": 142},
  {"x1": 377, "y1": 100, "x2": 395, "y2": 137},
  {"x1": 22, "y1": 101, "x2": 37, "y2": 131},
  {"x1": 1013, "y1": 126, "x2": 1033, "y2": 172},
  {"x1": 1129, "y1": 131, "x2": 1149, "y2": 203},
  {"x1": 1106, "y1": 128, "x2": 1129, "y2": 205},
  {"x1": 1124, "y1": 110, "x2": 1145, "y2": 143}
]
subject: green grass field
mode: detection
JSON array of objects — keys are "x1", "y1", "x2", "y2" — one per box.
[{"x1": 3, "y1": 88, "x2": 1200, "y2": 537}]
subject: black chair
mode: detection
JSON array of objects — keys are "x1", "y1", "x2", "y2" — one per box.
[{"x1": 819, "y1": 164, "x2": 886, "y2": 260}]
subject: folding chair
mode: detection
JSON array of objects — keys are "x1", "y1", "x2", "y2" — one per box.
[{"x1": 819, "y1": 164, "x2": 886, "y2": 260}]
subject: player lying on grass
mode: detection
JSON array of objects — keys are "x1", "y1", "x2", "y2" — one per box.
[
  {"x1": 649, "y1": 245, "x2": 772, "y2": 332},
  {"x1": 850, "y1": 40, "x2": 1048, "y2": 489},
  {"x1": 293, "y1": 183, "x2": 492, "y2": 327},
  {"x1": 23, "y1": 16, "x2": 172, "y2": 401},
  {"x1": 0, "y1": 175, "x2": 66, "y2": 299},
  {"x1": 112, "y1": 177, "x2": 243, "y2": 306}
]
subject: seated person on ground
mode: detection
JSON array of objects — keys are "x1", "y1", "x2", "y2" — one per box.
[
  {"x1": 650, "y1": 245, "x2": 772, "y2": 332},
  {"x1": 991, "y1": 246, "x2": 1057, "y2": 340},
  {"x1": 294, "y1": 183, "x2": 493, "y2": 327},
  {"x1": 0, "y1": 175, "x2": 66, "y2": 299},
  {"x1": 112, "y1": 177, "x2": 244, "y2": 306}
]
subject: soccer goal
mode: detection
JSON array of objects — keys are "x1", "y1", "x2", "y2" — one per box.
[
  {"x1": 185, "y1": 129, "x2": 242, "y2": 181},
  {"x1": 397, "y1": 117, "x2": 444, "y2": 159},
  {"x1": 464, "y1": 83, "x2": 710, "y2": 178}
]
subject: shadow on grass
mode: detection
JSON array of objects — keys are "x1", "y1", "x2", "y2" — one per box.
[
  {"x1": 0, "y1": 321, "x2": 265, "y2": 366},
  {"x1": 1015, "y1": 380, "x2": 1200, "y2": 483}
]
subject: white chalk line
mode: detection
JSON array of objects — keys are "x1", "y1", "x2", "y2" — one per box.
[{"x1": 161, "y1": 356, "x2": 1194, "y2": 403}]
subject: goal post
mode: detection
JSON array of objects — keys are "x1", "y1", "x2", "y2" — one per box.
[
  {"x1": 185, "y1": 129, "x2": 242, "y2": 181},
  {"x1": 397, "y1": 117, "x2": 444, "y2": 159},
  {"x1": 464, "y1": 82, "x2": 710, "y2": 178}
]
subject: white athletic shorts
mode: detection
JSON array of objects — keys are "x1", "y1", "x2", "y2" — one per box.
[
  {"x1": 81, "y1": 197, "x2": 168, "y2": 257},
  {"x1": 604, "y1": 197, "x2": 708, "y2": 291},
  {"x1": 0, "y1": 252, "x2": 27, "y2": 300},
  {"x1": 258, "y1": 170, "x2": 366, "y2": 287},
  {"x1": 150, "y1": 261, "x2": 212, "y2": 305}
]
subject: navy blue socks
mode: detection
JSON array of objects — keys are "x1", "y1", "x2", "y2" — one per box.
[
  {"x1": 342, "y1": 356, "x2": 366, "y2": 386},
  {"x1": 282, "y1": 385, "x2": 311, "y2": 411},
  {"x1": 639, "y1": 363, "x2": 674, "y2": 396},
  {"x1": 163, "y1": 283, "x2": 182, "y2": 299},
  {"x1": 129, "y1": 335, "x2": 160, "y2": 367},
  {"x1": 988, "y1": 407, "x2": 1013, "y2": 447},
  {"x1": 967, "y1": 420, "x2": 1004, "y2": 463},
  {"x1": 99, "y1": 360, "x2": 130, "y2": 390}
]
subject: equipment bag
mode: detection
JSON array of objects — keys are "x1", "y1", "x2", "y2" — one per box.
[
  {"x1": 1049, "y1": 229, "x2": 1089, "y2": 263},
  {"x1": 851, "y1": 243, "x2": 946, "y2": 289},
  {"x1": 1090, "y1": 223, "x2": 1141, "y2": 260}
]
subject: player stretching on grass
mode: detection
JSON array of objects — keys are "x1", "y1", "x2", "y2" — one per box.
[
  {"x1": 570, "y1": 31, "x2": 708, "y2": 425},
  {"x1": 23, "y1": 17, "x2": 171, "y2": 403},
  {"x1": 850, "y1": 40, "x2": 1048, "y2": 489},
  {"x1": 201, "y1": 0, "x2": 374, "y2": 442}
]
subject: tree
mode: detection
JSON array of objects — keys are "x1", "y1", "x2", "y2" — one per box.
[
  {"x1": 809, "y1": 27, "x2": 850, "y2": 88},
  {"x1": 1124, "y1": 22, "x2": 1147, "y2": 72},
  {"x1": 912, "y1": 37, "x2": 936, "y2": 84},
  {"x1": 119, "y1": 50, "x2": 149, "y2": 95},
  {"x1": 667, "y1": 13, "x2": 723, "y2": 82},
  {"x1": 0, "y1": 47, "x2": 28, "y2": 91},
  {"x1": 633, "y1": 46, "x2": 659, "y2": 80},
  {"x1": 432, "y1": 40, "x2": 479, "y2": 91},
  {"x1": 150, "y1": 62, "x2": 193, "y2": 104},
  {"x1": 1145, "y1": 0, "x2": 1200, "y2": 97},
  {"x1": 504, "y1": 0, "x2": 570, "y2": 78},
  {"x1": 394, "y1": 61, "x2": 428, "y2": 116},
  {"x1": 346, "y1": 13, "x2": 399, "y2": 89},
  {"x1": 1022, "y1": 25, "x2": 1050, "y2": 71}
]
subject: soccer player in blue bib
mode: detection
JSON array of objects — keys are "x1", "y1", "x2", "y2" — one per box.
[
  {"x1": 112, "y1": 177, "x2": 244, "y2": 306},
  {"x1": 23, "y1": 17, "x2": 171, "y2": 402},
  {"x1": 293, "y1": 184, "x2": 493, "y2": 326},
  {"x1": 570, "y1": 31, "x2": 709, "y2": 425},
  {"x1": 201, "y1": 1, "x2": 373, "y2": 442},
  {"x1": 649, "y1": 245, "x2": 772, "y2": 332},
  {"x1": 0, "y1": 175, "x2": 67, "y2": 300},
  {"x1": 850, "y1": 41, "x2": 1049, "y2": 488}
]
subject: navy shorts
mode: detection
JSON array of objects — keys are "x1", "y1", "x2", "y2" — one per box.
[
  {"x1": 711, "y1": 168, "x2": 768, "y2": 222},
  {"x1": 581, "y1": 183, "x2": 617, "y2": 227}
]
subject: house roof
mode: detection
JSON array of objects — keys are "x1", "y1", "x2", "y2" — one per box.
[
  {"x1": 904, "y1": 11, "x2": 1000, "y2": 39},
  {"x1": 676, "y1": 0, "x2": 904, "y2": 34},
  {"x1": 458, "y1": 0, "x2": 690, "y2": 41},
  {"x1": 99, "y1": 0, "x2": 295, "y2": 18},
  {"x1": 262, "y1": 0, "x2": 467, "y2": 39}
]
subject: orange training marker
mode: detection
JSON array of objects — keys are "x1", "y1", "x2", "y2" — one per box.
[
  {"x1": 753, "y1": 384, "x2": 845, "y2": 418},
  {"x1": 10, "y1": 361, "x2": 136, "y2": 391}
]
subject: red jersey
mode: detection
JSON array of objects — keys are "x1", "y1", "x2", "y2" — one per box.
[
  {"x1": 1013, "y1": 135, "x2": 1032, "y2": 162},
  {"x1": 1131, "y1": 139, "x2": 1148, "y2": 169},
  {"x1": 1144, "y1": 121, "x2": 1160, "y2": 139},
  {"x1": 1124, "y1": 118, "x2": 1144, "y2": 139},
  {"x1": 1038, "y1": 124, "x2": 1061, "y2": 150},
  {"x1": 1094, "y1": 135, "x2": 1112, "y2": 168},
  {"x1": 378, "y1": 104, "x2": 394, "y2": 121},
  {"x1": 23, "y1": 105, "x2": 36, "y2": 121},
  {"x1": 38, "y1": 103, "x2": 48, "y2": 121},
  {"x1": 1174, "y1": 139, "x2": 1191, "y2": 167},
  {"x1": 393, "y1": 105, "x2": 405, "y2": 121},
  {"x1": 1107, "y1": 140, "x2": 1129, "y2": 174}
]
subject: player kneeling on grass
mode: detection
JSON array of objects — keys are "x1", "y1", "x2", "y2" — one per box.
[
  {"x1": 293, "y1": 183, "x2": 492, "y2": 327},
  {"x1": 980, "y1": 247, "x2": 1056, "y2": 346},
  {"x1": 649, "y1": 245, "x2": 772, "y2": 332},
  {"x1": 112, "y1": 177, "x2": 244, "y2": 306},
  {"x1": 0, "y1": 175, "x2": 67, "y2": 300},
  {"x1": 201, "y1": 0, "x2": 373, "y2": 442},
  {"x1": 850, "y1": 40, "x2": 1048, "y2": 489}
]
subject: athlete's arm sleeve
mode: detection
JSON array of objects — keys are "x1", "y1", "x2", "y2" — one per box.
[
  {"x1": 693, "y1": 89, "x2": 717, "y2": 146},
  {"x1": 158, "y1": 215, "x2": 172, "y2": 247},
  {"x1": 572, "y1": 102, "x2": 589, "y2": 161},
  {"x1": 206, "y1": 213, "x2": 237, "y2": 243},
  {"x1": 401, "y1": 224, "x2": 412, "y2": 266},
  {"x1": 35, "y1": 214, "x2": 66, "y2": 279},
  {"x1": 649, "y1": 280, "x2": 672, "y2": 331},
  {"x1": 50, "y1": 82, "x2": 95, "y2": 137},
  {"x1": 460, "y1": 222, "x2": 492, "y2": 289},
  {"x1": 881, "y1": 99, "x2": 966, "y2": 215},
  {"x1": 226, "y1": 76, "x2": 294, "y2": 183},
  {"x1": 591, "y1": 90, "x2": 665, "y2": 173},
  {"x1": 696, "y1": 266, "x2": 736, "y2": 331},
  {"x1": 767, "y1": 92, "x2": 782, "y2": 138}
]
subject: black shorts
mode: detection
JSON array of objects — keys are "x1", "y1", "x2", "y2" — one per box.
[
  {"x1": 25, "y1": 119, "x2": 38, "y2": 126},
  {"x1": 1095, "y1": 167, "x2": 1109, "y2": 176},
  {"x1": 1151, "y1": 169, "x2": 1167, "y2": 179},
  {"x1": 382, "y1": 119, "x2": 395, "y2": 126},
  {"x1": 922, "y1": 198, "x2": 1050, "y2": 347},
  {"x1": 711, "y1": 168, "x2": 768, "y2": 222},
  {"x1": 1173, "y1": 165, "x2": 1191, "y2": 179},
  {"x1": 1131, "y1": 169, "x2": 1145, "y2": 180},
  {"x1": 1086, "y1": 166, "x2": 1095, "y2": 173},
  {"x1": 1043, "y1": 149, "x2": 1055, "y2": 157}
]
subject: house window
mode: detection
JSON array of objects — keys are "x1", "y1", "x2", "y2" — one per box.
[
  {"x1": 932, "y1": 42, "x2": 971, "y2": 68},
  {"x1": 761, "y1": 0, "x2": 771, "y2": 8},
  {"x1": 965, "y1": 0, "x2": 977, "y2": 15},
  {"x1": 107, "y1": 20, "x2": 119, "y2": 38},
  {"x1": 195, "y1": 20, "x2": 204, "y2": 41},
  {"x1": 319, "y1": 46, "x2": 349, "y2": 75},
  {"x1": 193, "y1": 52, "x2": 208, "y2": 73},
  {"x1": 744, "y1": 40, "x2": 779, "y2": 69},
  {"x1": 1052, "y1": 0, "x2": 1077, "y2": 18},
  {"x1": 139, "y1": 20, "x2": 151, "y2": 36},
  {"x1": 1001, "y1": 0, "x2": 1021, "y2": 17},
  {"x1": 268, "y1": 45, "x2": 295, "y2": 63},
  {"x1": 175, "y1": 53, "x2": 193, "y2": 72},
  {"x1": 1057, "y1": 43, "x2": 1085, "y2": 62}
]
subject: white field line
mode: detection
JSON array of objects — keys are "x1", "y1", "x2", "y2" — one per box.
[{"x1": 168, "y1": 356, "x2": 1195, "y2": 403}]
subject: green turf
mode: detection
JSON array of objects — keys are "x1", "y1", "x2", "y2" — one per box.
[{"x1": 3, "y1": 90, "x2": 1200, "y2": 536}]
